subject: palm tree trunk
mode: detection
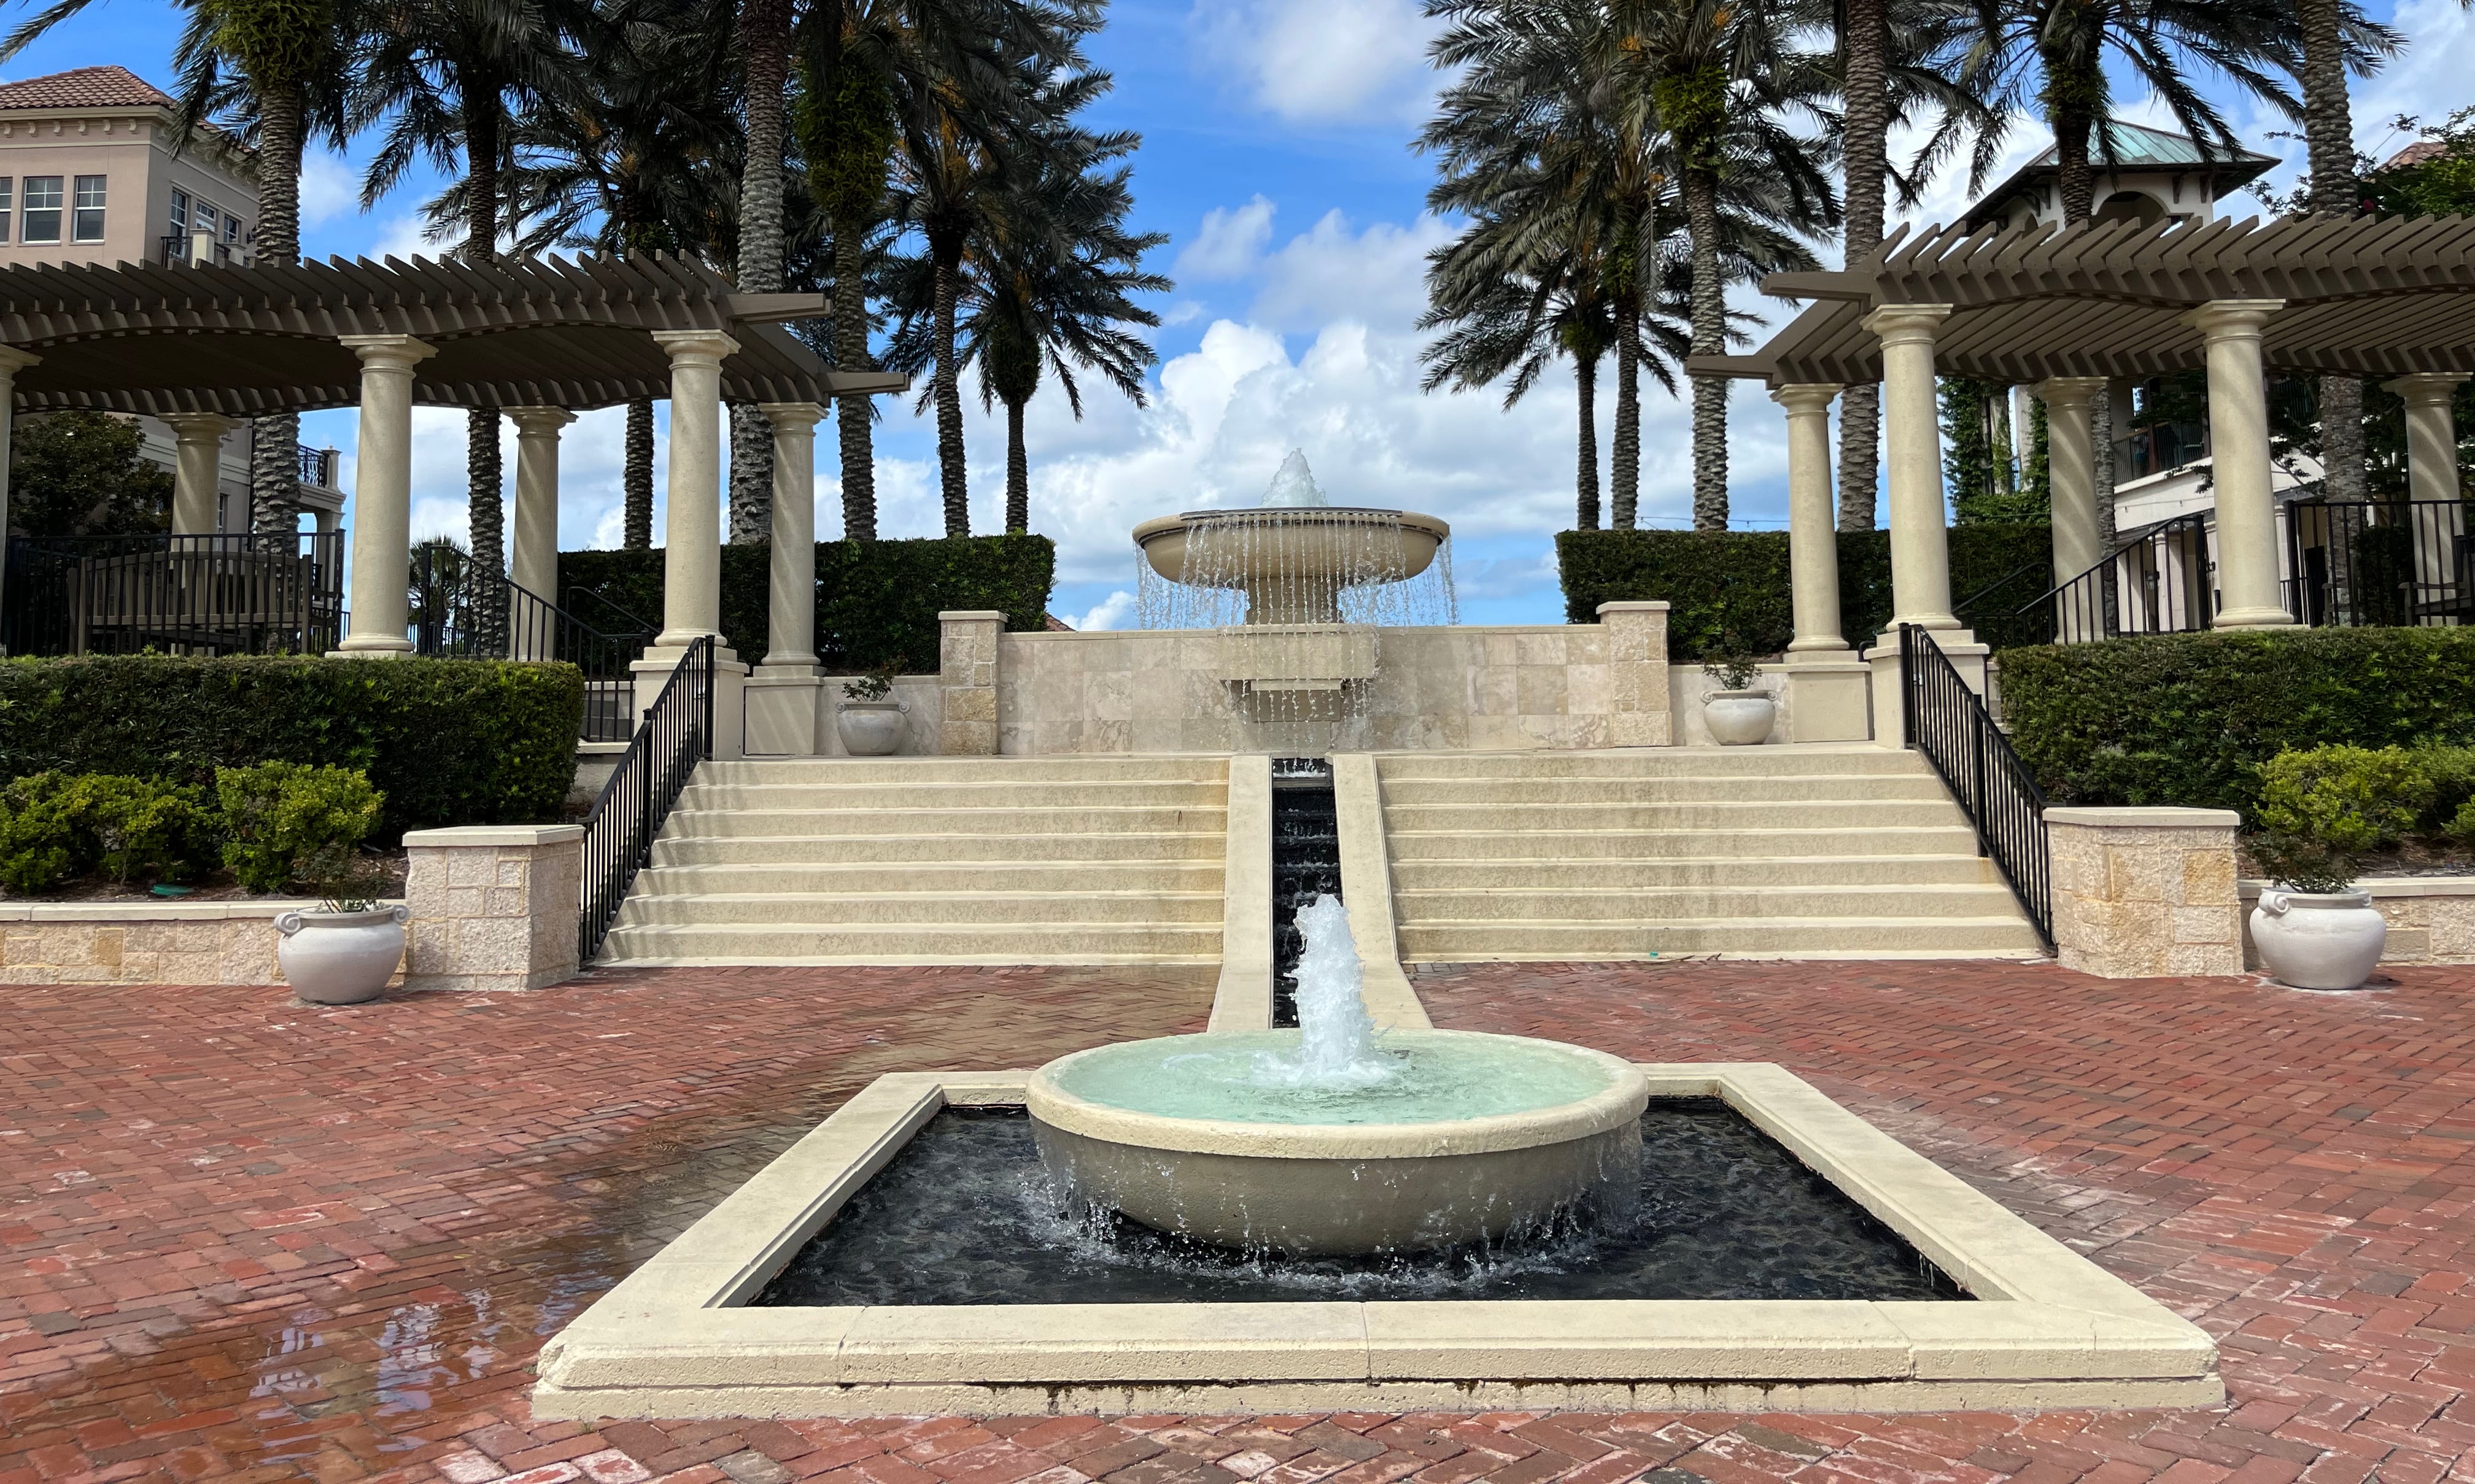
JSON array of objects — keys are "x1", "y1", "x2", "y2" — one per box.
[
  {"x1": 1612, "y1": 300, "x2": 1640, "y2": 530},
  {"x1": 465, "y1": 104, "x2": 506, "y2": 653},
  {"x1": 728, "y1": 403, "x2": 772, "y2": 543},
  {"x1": 2301, "y1": 0, "x2": 2366, "y2": 507},
  {"x1": 931, "y1": 236, "x2": 969, "y2": 535},
  {"x1": 248, "y1": 84, "x2": 306, "y2": 543},
  {"x1": 1574, "y1": 351, "x2": 1600, "y2": 530},
  {"x1": 1683, "y1": 168, "x2": 1729, "y2": 529},
  {"x1": 834, "y1": 213, "x2": 877, "y2": 539},
  {"x1": 2048, "y1": 87, "x2": 2097, "y2": 227},
  {"x1": 737, "y1": 0, "x2": 790, "y2": 296},
  {"x1": 1004, "y1": 396, "x2": 1029, "y2": 533},
  {"x1": 1835, "y1": 0, "x2": 1888, "y2": 530},
  {"x1": 624, "y1": 397, "x2": 654, "y2": 549}
]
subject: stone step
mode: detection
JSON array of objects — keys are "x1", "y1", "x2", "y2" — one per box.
[
  {"x1": 1396, "y1": 916, "x2": 2049, "y2": 960},
  {"x1": 615, "y1": 888, "x2": 1226, "y2": 927},
  {"x1": 1393, "y1": 882, "x2": 2026, "y2": 924},
  {"x1": 1382, "y1": 800, "x2": 1967, "y2": 832},
  {"x1": 1383, "y1": 825, "x2": 1983, "y2": 861},
  {"x1": 1388, "y1": 854, "x2": 2000, "y2": 891},
  {"x1": 598, "y1": 920, "x2": 1223, "y2": 964},
  {"x1": 648, "y1": 831, "x2": 1228, "y2": 865},
  {"x1": 677, "y1": 779, "x2": 1227, "y2": 811},
  {"x1": 695, "y1": 756, "x2": 1226, "y2": 786},
  {"x1": 659, "y1": 804, "x2": 1227, "y2": 838},
  {"x1": 633, "y1": 860, "x2": 1224, "y2": 894},
  {"x1": 1378, "y1": 774, "x2": 1951, "y2": 805},
  {"x1": 1376, "y1": 747, "x2": 1930, "y2": 780}
]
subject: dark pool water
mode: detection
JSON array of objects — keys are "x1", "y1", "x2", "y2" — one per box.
[{"x1": 752, "y1": 1099, "x2": 1967, "y2": 1306}]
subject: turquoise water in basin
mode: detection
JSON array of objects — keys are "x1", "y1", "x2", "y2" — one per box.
[{"x1": 1051, "y1": 1030, "x2": 1623, "y2": 1126}]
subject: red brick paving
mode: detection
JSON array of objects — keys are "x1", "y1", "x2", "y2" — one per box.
[{"x1": 5, "y1": 957, "x2": 2475, "y2": 1484}]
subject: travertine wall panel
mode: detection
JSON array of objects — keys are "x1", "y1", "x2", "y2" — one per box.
[
  {"x1": 2048, "y1": 806, "x2": 2244, "y2": 978},
  {"x1": 938, "y1": 611, "x2": 1003, "y2": 756},
  {"x1": 0, "y1": 902, "x2": 311, "y2": 985},
  {"x1": 403, "y1": 826, "x2": 582, "y2": 992}
]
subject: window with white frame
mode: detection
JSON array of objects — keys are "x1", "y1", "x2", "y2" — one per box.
[
  {"x1": 71, "y1": 176, "x2": 104, "y2": 242},
  {"x1": 21, "y1": 177, "x2": 63, "y2": 243},
  {"x1": 0, "y1": 178, "x2": 16, "y2": 244},
  {"x1": 169, "y1": 188, "x2": 188, "y2": 238}
]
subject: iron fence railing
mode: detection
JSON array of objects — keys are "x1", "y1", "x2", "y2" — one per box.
[
  {"x1": 3, "y1": 531, "x2": 344, "y2": 657},
  {"x1": 297, "y1": 446, "x2": 339, "y2": 487},
  {"x1": 1901, "y1": 624, "x2": 2053, "y2": 952},
  {"x1": 408, "y1": 546, "x2": 652, "y2": 742},
  {"x1": 580, "y1": 635, "x2": 713, "y2": 963},
  {"x1": 2285, "y1": 498, "x2": 2473, "y2": 628},
  {"x1": 2014, "y1": 510, "x2": 2215, "y2": 646}
]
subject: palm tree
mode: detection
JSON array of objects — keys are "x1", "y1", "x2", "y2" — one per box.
[
  {"x1": 357, "y1": 0, "x2": 572, "y2": 633},
  {"x1": 794, "y1": 45, "x2": 897, "y2": 536}
]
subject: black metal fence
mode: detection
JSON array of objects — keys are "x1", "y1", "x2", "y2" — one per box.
[
  {"x1": 2013, "y1": 510, "x2": 2215, "y2": 646},
  {"x1": 1900, "y1": 624, "x2": 2054, "y2": 951},
  {"x1": 408, "y1": 546, "x2": 652, "y2": 742},
  {"x1": 580, "y1": 635, "x2": 713, "y2": 963},
  {"x1": 2285, "y1": 498, "x2": 2473, "y2": 627},
  {"x1": 3, "y1": 531, "x2": 345, "y2": 657}
]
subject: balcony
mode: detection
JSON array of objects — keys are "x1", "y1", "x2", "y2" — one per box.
[{"x1": 297, "y1": 444, "x2": 341, "y2": 490}]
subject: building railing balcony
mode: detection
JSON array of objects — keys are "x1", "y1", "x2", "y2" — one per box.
[
  {"x1": 157, "y1": 234, "x2": 241, "y2": 268},
  {"x1": 297, "y1": 444, "x2": 340, "y2": 488},
  {"x1": 3, "y1": 531, "x2": 344, "y2": 657}
]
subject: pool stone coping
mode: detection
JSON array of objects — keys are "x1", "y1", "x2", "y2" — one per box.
[{"x1": 532, "y1": 1061, "x2": 2220, "y2": 1420}]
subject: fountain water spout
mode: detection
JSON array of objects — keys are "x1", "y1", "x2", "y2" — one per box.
[{"x1": 1255, "y1": 894, "x2": 1392, "y2": 1089}]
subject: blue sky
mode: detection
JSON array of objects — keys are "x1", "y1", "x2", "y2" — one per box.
[{"x1": 17, "y1": 0, "x2": 2475, "y2": 628}]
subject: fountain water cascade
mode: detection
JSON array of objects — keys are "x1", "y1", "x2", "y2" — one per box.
[
  {"x1": 1134, "y1": 452, "x2": 1455, "y2": 752},
  {"x1": 1027, "y1": 896, "x2": 1650, "y2": 1256}
]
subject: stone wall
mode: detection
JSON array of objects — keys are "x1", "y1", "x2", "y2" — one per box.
[
  {"x1": 0, "y1": 900, "x2": 322, "y2": 986},
  {"x1": 2241, "y1": 878, "x2": 2475, "y2": 966},
  {"x1": 402, "y1": 825, "x2": 583, "y2": 992},
  {"x1": 2047, "y1": 806, "x2": 2244, "y2": 978}
]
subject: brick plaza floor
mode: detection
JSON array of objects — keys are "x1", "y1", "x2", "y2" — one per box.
[{"x1": 6, "y1": 957, "x2": 2475, "y2": 1484}]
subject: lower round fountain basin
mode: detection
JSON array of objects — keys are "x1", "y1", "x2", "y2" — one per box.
[{"x1": 1026, "y1": 1029, "x2": 1651, "y2": 1256}]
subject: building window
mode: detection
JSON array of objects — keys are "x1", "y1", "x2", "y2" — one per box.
[
  {"x1": 169, "y1": 188, "x2": 188, "y2": 236},
  {"x1": 192, "y1": 199, "x2": 217, "y2": 241},
  {"x1": 22, "y1": 177, "x2": 63, "y2": 244},
  {"x1": 71, "y1": 176, "x2": 104, "y2": 242},
  {"x1": 0, "y1": 178, "x2": 15, "y2": 244}
]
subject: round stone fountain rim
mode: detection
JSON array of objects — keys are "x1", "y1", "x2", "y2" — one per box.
[
  {"x1": 1026, "y1": 1029, "x2": 1650, "y2": 1160},
  {"x1": 1133, "y1": 508, "x2": 1451, "y2": 544}
]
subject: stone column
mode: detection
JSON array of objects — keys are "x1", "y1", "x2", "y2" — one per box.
[
  {"x1": 505, "y1": 407, "x2": 573, "y2": 660},
  {"x1": 1859, "y1": 304, "x2": 1985, "y2": 744},
  {"x1": 2182, "y1": 300, "x2": 2291, "y2": 630},
  {"x1": 2385, "y1": 373, "x2": 2468, "y2": 613},
  {"x1": 2047, "y1": 806, "x2": 2242, "y2": 978},
  {"x1": 332, "y1": 334, "x2": 437, "y2": 656},
  {"x1": 746, "y1": 401, "x2": 826, "y2": 756},
  {"x1": 162, "y1": 412, "x2": 238, "y2": 536},
  {"x1": 939, "y1": 609, "x2": 1003, "y2": 755},
  {"x1": 400, "y1": 824, "x2": 584, "y2": 991},
  {"x1": 1597, "y1": 600, "x2": 1673, "y2": 747},
  {"x1": 2040, "y1": 377, "x2": 2109, "y2": 642},
  {"x1": 647, "y1": 329, "x2": 741, "y2": 654},
  {"x1": 0, "y1": 344, "x2": 39, "y2": 648},
  {"x1": 1774, "y1": 385, "x2": 1870, "y2": 741}
]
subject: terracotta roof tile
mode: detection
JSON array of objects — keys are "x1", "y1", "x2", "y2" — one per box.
[{"x1": 0, "y1": 65, "x2": 175, "y2": 112}]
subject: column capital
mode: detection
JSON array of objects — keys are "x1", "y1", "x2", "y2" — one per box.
[
  {"x1": 505, "y1": 405, "x2": 577, "y2": 435},
  {"x1": 2179, "y1": 300, "x2": 2284, "y2": 338},
  {"x1": 652, "y1": 328, "x2": 742, "y2": 366},
  {"x1": 338, "y1": 333, "x2": 438, "y2": 369},
  {"x1": 2037, "y1": 376, "x2": 2109, "y2": 406},
  {"x1": 2383, "y1": 372, "x2": 2469, "y2": 405},
  {"x1": 757, "y1": 400, "x2": 826, "y2": 432},
  {"x1": 160, "y1": 410, "x2": 239, "y2": 438},
  {"x1": 1860, "y1": 303, "x2": 1952, "y2": 346},
  {"x1": 0, "y1": 344, "x2": 41, "y2": 375},
  {"x1": 1770, "y1": 382, "x2": 1841, "y2": 412}
]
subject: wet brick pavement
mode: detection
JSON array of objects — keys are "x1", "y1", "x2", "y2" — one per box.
[{"x1": 6, "y1": 956, "x2": 2475, "y2": 1484}]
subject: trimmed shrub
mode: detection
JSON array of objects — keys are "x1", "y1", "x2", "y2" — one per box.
[
  {"x1": 0, "y1": 656, "x2": 583, "y2": 841},
  {"x1": 1997, "y1": 627, "x2": 2475, "y2": 821},
  {"x1": 559, "y1": 533, "x2": 1056, "y2": 672},
  {"x1": 1555, "y1": 524, "x2": 2056, "y2": 662},
  {"x1": 215, "y1": 762, "x2": 384, "y2": 894},
  {"x1": 0, "y1": 772, "x2": 212, "y2": 891},
  {"x1": 2255, "y1": 746, "x2": 2434, "y2": 851}
]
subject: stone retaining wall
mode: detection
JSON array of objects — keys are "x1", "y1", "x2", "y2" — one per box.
[{"x1": 0, "y1": 900, "x2": 327, "y2": 986}]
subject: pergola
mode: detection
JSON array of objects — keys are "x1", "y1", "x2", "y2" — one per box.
[
  {"x1": 1690, "y1": 214, "x2": 2475, "y2": 744},
  {"x1": 0, "y1": 250, "x2": 904, "y2": 705}
]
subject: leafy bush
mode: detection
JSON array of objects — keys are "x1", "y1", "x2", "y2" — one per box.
[
  {"x1": 0, "y1": 655, "x2": 582, "y2": 842},
  {"x1": 215, "y1": 762, "x2": 384, "y2": 894},
  {"x1": 560, "y1": 533, "x2": 1056, "y2": 672},
  {"x1": 1555, "y1": 524, "x2": 2056, "y2": 662},
  {"x1": 0, "y1": 772, "x2": 212, "y2": 891},
  {"x1": 2000, "y1": 628, "x2": 2475, "y2": 820},
  {"x1": 2255, "y1": 746, "x2": 2433, "y2": 851}
]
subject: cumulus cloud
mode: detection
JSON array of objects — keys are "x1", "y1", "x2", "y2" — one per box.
[
  {"x1": 1250, "y1": 210, "x2": 1454, "y2": 332},
  {"x1": 1075, "y1": 590, "x2": 1140, "y2": 631},
  {"x1": 1177, "y1": 196, "x2": 1277, "y2": 279},
  {"x1": 1188, "y1": 0, "x2": 1438, "y2": 125}
]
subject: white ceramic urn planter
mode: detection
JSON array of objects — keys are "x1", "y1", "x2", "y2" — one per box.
[
  {"x1": 276, "y1": 903, "x2": 411, "y2": 1005},
  {"x1": 2250, "y1": 888, "x2": 2387, "y2": 991},
  {"x1": 1702, "y1": 690, "x2": 1776, "y2": 746},
  {"x1": 836, "y1": 700, "x2": 908, "y2": 756}
]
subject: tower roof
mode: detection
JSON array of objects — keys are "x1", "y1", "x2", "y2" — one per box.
[{"x1": 0, "y1": 65, "x2": 177, "y2": 112}]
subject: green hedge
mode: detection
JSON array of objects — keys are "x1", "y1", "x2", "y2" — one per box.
[
  {"x1": 1999, "y1": 627, "x2": 2475, "y2": 822},
  {"x1": 560, "y1": 535, "x2": 1055, "y2": 672},
  {"x1": 1555, "y1": 524, "x2": 2056, "y2": 662},
  {"x1": 0, "y1": 656, "x2": 583, "y2": 842}
]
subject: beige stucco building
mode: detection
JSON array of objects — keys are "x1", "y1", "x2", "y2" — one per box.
[{"x1": 0, "y1": 65, "x2": 341, "y2": 531}]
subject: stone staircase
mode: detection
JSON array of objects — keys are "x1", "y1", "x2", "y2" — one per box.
[
  {"x1": 1376, "y1": 746, "x2": 2045, "y2": 960},
  {"x1": 597, "y1": 756, "x2": 1228, "y2": 966}
]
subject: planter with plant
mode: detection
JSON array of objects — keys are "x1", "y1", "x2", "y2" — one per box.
[
  {"x1": 1699, "y1": 654, "x2": 1774, "y2": 746},
  {"x1": 2243, "y1": 745, "x2": 2414, "y2": 991},
  {"x1": 835, "y1": 663, "x2": 910, "y2": 756},
  {"x1": 222, "y1": 762, "x2": 405, "y2": 1005}
]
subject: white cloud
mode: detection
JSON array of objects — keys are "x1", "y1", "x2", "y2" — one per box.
[
  {"x1": 296, "y1": 150, "x2": 359, "y2": 230},
  {"x1": 1075, "y1": 590, "x2": 1139, "y2": 630},
  {"x1": 1250, "y1": 209, "x2": 1454, "y2": 332},
  {"x1": 1189, "y1": 0, "x2": 1438, "y2": 124},
  {"x1": 1177, "y1": 196, "x2": 1277, "y2": 279}
]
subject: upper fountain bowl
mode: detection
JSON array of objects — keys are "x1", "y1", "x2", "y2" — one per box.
[
  {"x1": 1027, "y1": 1029, "x2": 1649, "y2": 1255},
  {"x1": 1133, "y1": 450, "x2": 1450, "y2": 627}
]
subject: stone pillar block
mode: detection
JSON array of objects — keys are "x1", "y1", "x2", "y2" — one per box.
[
  {"x1": 939, "y1": 609, "x2": 1004, "y2": 755},
  {"x1": 401, "y1": 825, "x2": 584, "y2": 992},
  {"x1": 1597, "y1": 600, "x2": 1672, "y2": 747},
  {"x1": 2047, "y1": 806, "x2": 2242, "y2": 979}
]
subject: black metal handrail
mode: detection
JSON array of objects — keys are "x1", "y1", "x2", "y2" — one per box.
[
  {"x1": 2015, "y1": 509, "x2": 2214, "y2": 646},
  {"x1": 2285, "y1": 497, "x2": 2473, "y2": 628},
  {"x1": 2, "y1": 531, "x2": 345, "y2": 657},
  {"x1": 409, "y1": 548, "x2": 653, "y2": 741},
  {"x1": 580, "y1": 635, "x2": 714, "y2": 963},
  {"x1": 296, "y1": 445, "x2": 336, "y2": 486},
  {"x1": 1900, "y1": 624, "x2": 2054, "y2": 952}
]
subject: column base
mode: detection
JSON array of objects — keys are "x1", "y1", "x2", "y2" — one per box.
[
  {"x1": 746, "y1": 667, "x2": 823, "y2": 757},
  {"x1": 1784, "y1": 635, "x2": 1851, "y2": 654},
  {"x1": 631, "y1": 651, "x2": 748, "y2": 761},
  {"x1": 327, "y1": 640, "x2": 416, "y2": 658},
  {"x1": 2211, "y1": 606, "x2": 2297, "y2": 630},
  {"x1": 1861, "y1": 629, "x2": 1989, "y2": 749},
  {"x1": 1782, "y1": 657, "x2": 1873, "y2": 743}
]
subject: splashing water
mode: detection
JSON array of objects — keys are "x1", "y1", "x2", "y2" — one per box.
[
  {"x1": 1261, "y1": 449, "x2": 1330, "y2": 508},
  {"x1": 1247, "y1": 894, "x2": 1395, "y2": 1089}
]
